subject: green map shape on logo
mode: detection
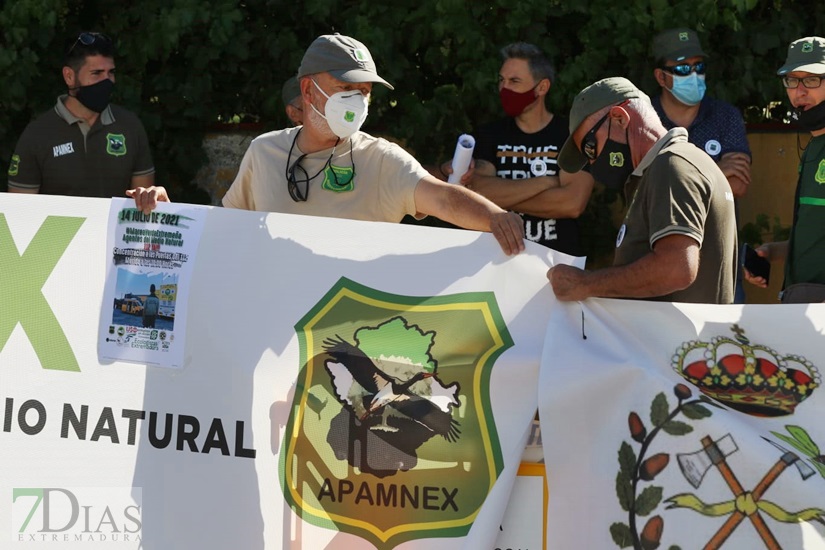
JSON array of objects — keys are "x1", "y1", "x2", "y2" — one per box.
[
  {"x1": 609, "y1": 152, "x2": 624, "y2": 167},
  {"x1": 280, "y1": 277, "x2": 510, "y2": 549}
]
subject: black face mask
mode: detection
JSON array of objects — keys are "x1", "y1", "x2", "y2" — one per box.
[
  {"x1": 792, "y1": 101, "x2": 825, "y2": 132},
  {"x1": 73, "y1": 79, "x2": 114, "y2": 113},
  {"x1": 590, "y1": 121, "x2": 633, "y2": 190}
]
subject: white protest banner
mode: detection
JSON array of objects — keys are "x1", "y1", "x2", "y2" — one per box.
[
  {"x1": 99, "y1": 198, "x2": 206, "y2": 368},
  {"x1": 539, "y1": 298, "x2": 825, "y2": 549},
  {"x1": 0, "y1": 193, "x2": 572, "y2": 549}
]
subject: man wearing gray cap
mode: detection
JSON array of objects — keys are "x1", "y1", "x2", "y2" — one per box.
[
  {"x1": 547, "y1": 77, "x2": 737, "y2": 303},
  {"x1": 745, "y1": 36, "x2": 825, "y2": 303},
  {"x1": 131, "y1": 34, "x2": 524, "y2": 255},
  {"x1": 220, "y1": 33, "x2": 524, "y2": 255}
]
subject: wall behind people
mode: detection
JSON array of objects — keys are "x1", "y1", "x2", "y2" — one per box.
[
  {"x1": 738, "y1": 129, "x2": 811, "y2": 303},
  {"x1": 2, "y1": 0, "x2": 823, "y2": 204}
]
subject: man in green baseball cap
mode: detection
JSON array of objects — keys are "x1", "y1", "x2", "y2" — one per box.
[
  {"x1": 650, "y1": 28, "x2": 752, "y2": 303},
  {"x1": 649, "y1": 29, "x2": 750, "y2": 195},
  {"x1": 744, "y1": 37, "x2": 825, "y2": 303},
  {"x1": 551, "y1": 77, "x2": 737, "y2": 304}
]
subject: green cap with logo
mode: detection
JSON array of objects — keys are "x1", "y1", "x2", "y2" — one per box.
[
  {"x1": 652, "y1": 28, "x2": 707, "y2": 63},
  {"x1": 298, "y1": 33, "x2": 394, "y2": 90},
  {"x1": 558, "y1": 77, "x2": 648, "y2": 173},
  {"x1": 281, "y1": 76, "x2": 301, "y2": 107},
  {"x1": 777, "y1": 36, "x2": 825, "y2": 75}
]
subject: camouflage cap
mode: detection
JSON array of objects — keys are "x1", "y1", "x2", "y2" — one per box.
[
  {"x1": 777, "y1": 36, "x2": 825, "y2": 75},
  {"x1": 652, "y1": 28, "x2": 707, "y2": 63},
  {"x1": 558, "y1": 77, "x2": 648, "y2": 173},
  {"x1": 297, "y1": 33, "x2": 393, "y2": 90}
]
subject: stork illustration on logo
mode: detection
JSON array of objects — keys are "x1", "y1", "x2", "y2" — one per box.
[
  {"x1": 280, "y1": 277, "x2": 510, "y2": 549},
  {"x1": 322, "y1": 317, "x2": 462, "y2": 475}
]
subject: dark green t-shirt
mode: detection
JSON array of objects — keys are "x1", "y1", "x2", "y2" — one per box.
[
  {"x1": 7, "y1": 97, "x2": 154, "y2": 198},
  {"x1": 786, "y1": 134, "x2": 825, "y2": 287}
]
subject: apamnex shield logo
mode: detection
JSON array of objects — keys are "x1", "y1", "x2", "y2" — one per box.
[
  {"x1": 106, "y1": 134, "x2": 126, "y2": 157},
  {"x1": 280, "y1": 277, "x2": 510, "y2": 548}
]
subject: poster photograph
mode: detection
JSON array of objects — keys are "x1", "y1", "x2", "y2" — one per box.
[{"x1": 98, "y1": 198, "x2": 206, "y2": 368}]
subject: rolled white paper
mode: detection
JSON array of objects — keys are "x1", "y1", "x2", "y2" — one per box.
[{"x1": 447, "y1": 134, "x2": 475, "y2": 183}]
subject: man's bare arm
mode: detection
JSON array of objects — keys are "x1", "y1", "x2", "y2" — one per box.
[
  {"x1": 718, "y1": 152, "x2": 751, "y2": 198},
  {"x1": 464, "y1": 158, "x2": 560, "y2": 209},
  {"x1": 414, "y1": 175, "x2": 524, "y2": 256},
  {"x1": 509, "y1": 170, "x2": 595, "y2": 219},
  {"x1": 547, "y1": 234, "x2": 699, "y2": 301}
]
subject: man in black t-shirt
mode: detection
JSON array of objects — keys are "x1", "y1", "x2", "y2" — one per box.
[{"x1": 454, "y1": 42, "x2": 594, "y2": 256}]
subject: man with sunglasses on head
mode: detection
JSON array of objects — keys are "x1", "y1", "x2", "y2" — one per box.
[
  {"x1": 7, "y1": 32, "x2": 155, "y2": 197},
  {"x1": 744, "y1": 37, "x2": 825, "y2": 303},
  {"x1": 132, "y1": 34, "x2": 524, "y2": 255},
  {"x1": 546, "y1": 77, "x2": 737, "y2": 304}
]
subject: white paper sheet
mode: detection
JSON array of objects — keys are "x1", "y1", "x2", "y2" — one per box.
[
  {"x1": 447, "y1": 134, "x2": 476, "y2": 184},
  {"x1": 98, "y1": 198, "x2": 207, "y2": 368}
]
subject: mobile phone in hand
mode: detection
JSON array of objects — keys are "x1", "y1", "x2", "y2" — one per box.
[{"x1": 742, "y1": 244, "x2": 770, "y2": 284}]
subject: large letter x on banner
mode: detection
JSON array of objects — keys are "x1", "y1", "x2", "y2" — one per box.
[{"x1": 0, "y1": 214, "x2": 85, "y2": 372}]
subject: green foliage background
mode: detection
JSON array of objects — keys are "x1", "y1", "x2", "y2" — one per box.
[{"x1": 1, "y1": 0, "x2": 822, "y2": 257}]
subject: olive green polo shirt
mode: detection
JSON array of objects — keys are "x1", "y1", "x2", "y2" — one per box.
[
  {"x1": 616, "y1": 128, "x2": 738, "y2": 304},
  {"x1": 7, "y1": 96, "x2": 154, "y2": 197}
]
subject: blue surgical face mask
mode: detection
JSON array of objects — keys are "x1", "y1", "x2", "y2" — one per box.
[{"x1": 669, "y1": 73, "x2": 706, "y2": 106}]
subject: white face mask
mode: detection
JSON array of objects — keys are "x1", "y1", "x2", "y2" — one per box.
[{"x1": 310, "y1": 79, "x2": 369, "y2": 139}]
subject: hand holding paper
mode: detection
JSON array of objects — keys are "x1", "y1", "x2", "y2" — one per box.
[{"x1": 447, "y1": 134, "x2": 476, "y2": 184}]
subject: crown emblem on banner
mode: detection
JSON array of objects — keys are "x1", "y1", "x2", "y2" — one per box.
[{"x1": 672, "y1": 324, "x2": 820, "y2": 417}]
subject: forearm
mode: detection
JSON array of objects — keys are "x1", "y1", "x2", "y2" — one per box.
[
  {"x1": 579, "y1": 256, "x2": 694, "y2": 299},
  {"x1": 509, "y1": 184, "x2": 590, "y2": 218},
  {"x1": 590, "y1": 238, "x2": 698, "y2": 298},
  {"x1": 433, "y1": 183, "x2": 505, "y2": 231},
  {"x1": 468, "y1": 174, "x2": 558, "y2": 209},
  {"x1": 415, "y1": 177, "x2": 524, "y2": 255},
  {"x1": 552, "y1": 236, "x2": 699, "y2": 301},
  {"x1": 509, "y1": 170, "x2": 594, "y2": 218}
]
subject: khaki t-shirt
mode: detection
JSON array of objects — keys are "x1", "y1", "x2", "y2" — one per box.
[
  {"x1": 223, "y1": 128, "x2": 429, "y2": 222},
  {"x1": 616, "y1": 130, "x2": 737, "y2": 304}
]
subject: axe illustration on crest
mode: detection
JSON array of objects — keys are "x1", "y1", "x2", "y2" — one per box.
[{"x1": 668, "y1": 434, "x2": 822, "y2": 550}]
